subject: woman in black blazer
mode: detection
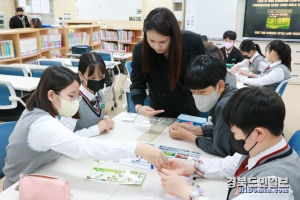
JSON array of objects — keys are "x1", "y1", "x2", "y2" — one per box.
[
  {"x1": 130, "y1": 7, "x2": 207, "y2": 118},
  {"x1": 9, "y1": 7, "x2": 31, "y2": 29}
]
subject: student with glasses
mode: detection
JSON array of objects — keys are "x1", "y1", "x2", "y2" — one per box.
[
  {"x1": 3, "y1": 66, "x2": 169, "y2": 189},
  {"x1": 60, "y1": 52, "x2": 114, "y2": 135}
]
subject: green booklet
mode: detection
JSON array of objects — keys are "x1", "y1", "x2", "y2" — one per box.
[{"x1": 86, "y1": 167, "x2": 146, "y2": 185}]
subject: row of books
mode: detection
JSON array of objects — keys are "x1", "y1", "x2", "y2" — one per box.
[
  {"x1": 100, "y1": 30, "x2": 118, "y2": 40},
  {"x1": 0, "y1": 40, "x2": 15, "y2": 59},
  {"x1": 118, "y1": 31, "x2": 136, "y2": 43},
  {"x1": 100, "y1": 42, "x2": 118, "y2": 52},
  {"x1": 20, "y1": 38, "x2": 38, "y2": 57},
  {"x1": 68, "y1": 32, "x2": 90, "y2": 47},
  {"x1": 120, "y1": 44, "x2": 130, "y2": 52}
]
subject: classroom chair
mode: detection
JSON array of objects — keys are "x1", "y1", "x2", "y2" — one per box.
[
  {"x1": 275, "y1": 76, "x2": 292, "y2": 97},
  {"x1": 0, "y1": 65, "x2": 28, "y2": 77},
  {"x1": 288, "y1": 130, "x2": 300, "y2": 158},
  {"x1": 125, "y1": 92, "x2": 150, "y2": 113},
  {"x1": 0, "y1": 121, "x2": 17, "y2": 179},
  {"x1": 119, "y1": 61, "x2": 132, "y2": 100},
  {"x1": 29, "y1": 66, "x2": 46, "y2": 78},
  {"x1": 0, "y1": 80, "x2": 26, "y2": 121},
  {"x1": 70, "y1": 59, "x2": 79, "y2": 67},
  {"x1": 37, "y1": 59, "x2": 65, "y2": 67}
]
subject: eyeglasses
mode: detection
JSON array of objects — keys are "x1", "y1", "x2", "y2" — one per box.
[{"x1": 56, "y1": 92, "x2": 82, "y2": 103}]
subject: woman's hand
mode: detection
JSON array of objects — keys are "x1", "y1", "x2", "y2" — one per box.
[
  {"x1": 166, "y1": 158, "x2": 194, "y2": 176},
  {"x1": 135, "y1": 143, "x2": 169, "y2": 170},
  {"x1": 103, "y1": 118, "x2": 114, "y2": 130},
  {"x1": 238, "y1": 69, "x2": 249, "y2": 76},
  {"x1": 97, "y1": 120, "x2": 110, "y2": 133},
  {"x1": 159, "y1": 168, "x2": 194, "y2": 199},
  {"x1": 135, "y1": 105, "x2": 164, "y2": 117}
]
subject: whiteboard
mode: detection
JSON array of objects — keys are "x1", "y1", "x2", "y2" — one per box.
[
  {"x1": 77, "y1": 0, "x2": 142, "y2": 21},
  {"x1": 185, "y1": 0, "x2": 239, "y2": 38}
]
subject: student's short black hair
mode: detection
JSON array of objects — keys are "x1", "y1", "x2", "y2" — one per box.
[
  {"x1": 223, "y1": 30, "x2": 237, "y2": 40},
  {"x1": 185, "y1": 55, "x2": 227, "y2": 90},
  {"x1": 223, "y1": 87, "x2": 285, "y2": 136},
  {"x1": 16, "y1": 7, "x2": 24, "y2": 12}
]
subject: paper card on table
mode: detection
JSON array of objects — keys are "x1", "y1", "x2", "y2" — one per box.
[
  {"x1": 86, "y1": 167, "x2": 146, "y2": 185},
  {"x1": 175, "y1": 153, "x2": 190, "y2": 160},
  {"x1": 137, "y1": 132, "x2": 160, "y2": 142}
]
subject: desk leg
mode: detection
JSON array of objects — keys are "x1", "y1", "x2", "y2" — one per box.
[{"x1": 105, "y1": 68, "x2": 118, "y2": 111}]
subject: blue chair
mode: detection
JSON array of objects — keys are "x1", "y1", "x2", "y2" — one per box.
[
  {"x1": 0, "y1": 65, "x2": 28, "y2": 77},
  {"x1": 288, "y1": 130, "x2": 300, "y2": 158},
  {"x1": 71, "y1": 60, "x2": 79, "y2": 67},
  {"x1": 125, "y1": 92, "x2": 150, "y2": 113},
  {"x1": 37, "y1": 59, "x2": 65, "y2": 66},
  {"x1": 0, "y1": 80, "x2": 26, "y2": 121},
  {"x1": 275, "y1": 76, "x2": 292, "y2": 97},
  {"x1": 29, "y1": 66, "x2": 46, "y2": 78},
  {"x1": 0, "y1": 121, "x2": 17, "y2": 179}
]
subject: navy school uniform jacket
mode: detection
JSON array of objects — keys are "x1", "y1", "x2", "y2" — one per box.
[
  {"x1": 220, "y1": 46, "x2": 244, "y2": 64},
  {"x1": 195, "y1": 85, "x2": 237, "y2": 157},
  {"x1": 130, "y1": 31, "x2": 207, "y2": 118},
  {"x1": 9, "y1": 15, "x2": 31, "y2": 29}
]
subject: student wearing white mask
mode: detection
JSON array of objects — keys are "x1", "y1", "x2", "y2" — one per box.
[
  {"x1": 220, "y1": 31, "x2": 244, "y2": 64},
  {"x1": 3, "y1": 66, "x2": 169, "y2": 190},
  {"x1": 169, "y1": 55, "x2": 237, "y2": 157}
]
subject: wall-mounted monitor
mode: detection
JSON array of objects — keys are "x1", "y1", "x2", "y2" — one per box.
[{"x1": 243, "y1": 0, "x2": 300, "y2": 41}]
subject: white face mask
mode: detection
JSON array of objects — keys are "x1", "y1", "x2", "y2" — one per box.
[
  {"x1": 193, "y1": 91, "x2": 218, "y2": 112},
  {"x1": 224, "y1": 42, "x2": 234, "y2": 49},
  {"x1": 54, "y1": 95, "x2": 79, "y2": 118}
]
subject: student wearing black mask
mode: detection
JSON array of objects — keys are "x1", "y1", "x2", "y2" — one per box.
[
  {"x1": 158, "y1": 87, "x2": 300, "y2": 200},
  {"x1": 60, "y1": 52, "x2": 114, "y2": 135},
  {"x1": 9, "y1": 7, "x2": 31, "y2": 29}
]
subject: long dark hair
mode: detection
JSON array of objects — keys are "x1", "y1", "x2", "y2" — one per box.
[
  {"x1": 266, "y1": 40, "x2": 291, "y2": 72},
  {"x1": 26, "y1": 66, "x2": 81, "y2": 119},
  {"x1": 142, "y1": 7, "x2": 182, "y2": 91},
  {"x1": 240, "y1": 39, "x2": 264, "y2": 58}
]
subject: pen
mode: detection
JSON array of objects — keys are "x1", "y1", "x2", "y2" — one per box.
[{"x1": 150, "y1": 164, "x2": 154, "y2": 169}]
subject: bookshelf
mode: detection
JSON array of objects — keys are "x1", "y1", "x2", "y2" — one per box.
[
  {"x1": 100, "y1": 28, "x2": 143, "y2": 53},
  {"x1": 0, "y1": 25, "x2": 102, "y2": 64}
]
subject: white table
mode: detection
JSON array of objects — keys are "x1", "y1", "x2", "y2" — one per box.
[
  {"x1": 66, "y1": 53, "x2": 132, "y2": 61},
  {"x1": 9, "y1": 64, "x2": 78, "y2": 73},
  {"x1": 0, "y1": 112, "x2": 227, "y2": 200},
  {"x1": 0, "y1": 74, "x2": 40, "y2": 92}
]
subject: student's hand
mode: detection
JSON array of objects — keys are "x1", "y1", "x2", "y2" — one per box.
[
  {"x1": 171, "y1": 123, "x2": 202, "y2": 136},
  {"x1": 136, "y1": 105, "x2": 164, "y2": 117},
  {"x1": 103, "y1": 118, "x2": 114, "y2": 130},
  {"x1": 159, "y1": 168, "x2": 194, "y2": 199},
  {"x1": 97, "y1": 120, "x2": 110, "y2": 133},
  {"x1": 166, "y1": 158, "x2": 194, "y2": 176},
  {"x1": 135, "y1": 143, "x2": 169, "y2": 170},
  {"x1": 169, "y1": 125, "x2": 197, "y2": 143},
  {"x1": 231, "y1": 64, "x2": 239, "y2": 72},
  {"x1": 237, "y1": 75, "x2": 243, "y2": 82},
  {"x1": 238, "y1": 69, "x2": 249, "y2": 76}
]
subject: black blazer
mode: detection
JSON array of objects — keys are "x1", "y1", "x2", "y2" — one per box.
[
  {"x1": 130, "y1": 31, "x2": 207, "y2": 118},
  {"x1": 220, "y1": 46, "x2": 244, "y2": 64},
  {"x1": 9, "y1": 15, "x2": 30, "y2": 29}
]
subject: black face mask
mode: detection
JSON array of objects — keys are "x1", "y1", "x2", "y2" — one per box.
[
  {"x1": 229, "y1": 130, "x2": 258, "y2": 156},
  {"x1": 17, "y1": 14, "x2": 23, "y2": 18},
  {"x1": 85, "y1": 78, "x2": 105, "y2": 93}
]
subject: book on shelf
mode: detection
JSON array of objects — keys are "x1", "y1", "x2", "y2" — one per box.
[
  {"x1": 120, "y1": 44, "x2": 130, "y2": 52},
  {"x1": 100, "y1": 41, "x2": 118, "y2": 52},
  {"x1": 40, "y1": 35, "x2": 50, "y2": 50},
  {"x1": 24, "y1": 59, "x2": 39, "y2": 65},
  {"x1": 20, "y1": 37, "x2": 38, "y2": 57},
  {"x1": 0, "y1": 40, "x2": 15, "y2": 60},
  {"x1": 68, "y1": 32, "x2": 82, "y2": 47},
  {"x1": 118, "y1": 30, "x2": 136, "y2": 43},
  {"x1": 49, "y1": 34, "x2": 62, "y2": 48},
  {"x1": 81, "y1": 32, "x2": 91, "y2": 45},
  {"x1": 93, "y1": 31, "x2": 101, "y2": 44},
  {"x1": 100, "y1": 30, "x2": 118, "y2": 40}
]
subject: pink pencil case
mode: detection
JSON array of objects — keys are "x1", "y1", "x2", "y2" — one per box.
[{"x1": 19, "y1": 174, "x2": 70, "y2": 200}]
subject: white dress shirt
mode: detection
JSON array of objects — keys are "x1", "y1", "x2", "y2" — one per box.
[
  {"x1": 240, "y1": 60, "x2": 285, "y2": 87},
  {"x1": 27, "y1": 113, "x2": 138, "y2": 160},
  {"x1": 60, "y1": 84, "x2": 108, "y2": 137},
  {"x1": 195, "y1": 137, "x2": 294, "y2": 200},
  {"x1": 237, "y1": 52, "x2": 268, "y2": 74},
  {"x1": 225, "y1": 47, "x2": 233, "y2": 58}
]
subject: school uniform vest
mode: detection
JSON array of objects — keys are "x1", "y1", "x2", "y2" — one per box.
[
  {"x1": 227, "y1": 145, "x2": 300, "y2": 200},
  {"x1": 3, "y1": 108, "x2": 60, "y2": 189},
  {"x1": 249, "y1": 55, "x2": 267, "y2": 75},
  {"x1": 74, "y1": 91, "x2": 105, "y2": 131},
  {"x1": 263, "y1": 64, "x2": 290, "y2": 90}
]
